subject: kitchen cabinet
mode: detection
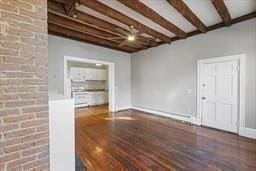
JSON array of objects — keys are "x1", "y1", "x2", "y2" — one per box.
[
  {"x1": 86, "y1": 68, "x2": 107, "y2": 80},
  {"x1": 88, "y1": 91, "x2": 108, "y2": 105},
  {"x1": 103, "y1": 92, "x2": 108, "y2": 104},
  {"x1": 70, "y1": 67, "x2": 86, "y2": 81},
  {"x1": 73, "y1": 92, "x2": 89, "y2": 107},
  {"x1": 97, "y1": 69, "x2": 107, "y2": 80},
  {"x1": 70, "y1": 67, "x2": 80, "y2": 79},
  {"x1": 70, "y1": 67, "x2": 107, "y2": 81},
  {"x1": 72, "y1": 91, "x2": 108, "y2": 108},
  {"x1": 85, "y1": 68, "x2": 95, "y2": 80}
]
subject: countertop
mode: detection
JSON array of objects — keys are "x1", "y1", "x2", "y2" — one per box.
[{"x1": 72, "y1": 89, "x2": 108, "y2": 92}]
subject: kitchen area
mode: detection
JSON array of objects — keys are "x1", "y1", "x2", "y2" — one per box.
[{"x1": 67, "y1": 61, "x2": 109, "y2": 117}]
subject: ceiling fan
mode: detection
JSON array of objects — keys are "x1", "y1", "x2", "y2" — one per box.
[{"x1": 107, "y1": 25, "x2": 143, "y2": 47}]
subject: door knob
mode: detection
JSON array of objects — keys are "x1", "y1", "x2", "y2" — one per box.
[{"x1": 201, "y1": 97, "x2": 206, "y2": 100}]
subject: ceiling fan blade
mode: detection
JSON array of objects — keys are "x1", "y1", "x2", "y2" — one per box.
[
  {"x1": 107, "y1": 37, "x2": 125, "y2": 40},
  {"x1": 115, "y1": 28, "x2": 129, "y2": 36},
  {"x1": 118, "y1": 40, "x2": 129, "y2": 47},
  {"x1": 135, "y1": 30, "x2": 143, "y2": 37}
]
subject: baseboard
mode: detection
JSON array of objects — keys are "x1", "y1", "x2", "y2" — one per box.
[
  {"x1": 118, "y1": 105, "x2": 256, "y2": 140},
  {"x1": 116, "y1": 105, "x2": 132, "y2": 112},
  {"x1": 131, "y1": 106, "x2": 193, "y2": 123},
  {"x1": 190, "y1": 117, "x2": 202, "y2": 126},
  {"x1": 239, "y1": 127, "x2": 256, "y2": 139}
]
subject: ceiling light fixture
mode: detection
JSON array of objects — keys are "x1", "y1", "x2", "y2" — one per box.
[
  {"x1": 96, "y1": 63, "x2": 102, "y2": 67},
  {"x1": 73, "y1": 13, "x2": 77, "y2": 19},
  {"x1": 127, "y1": 35, "x2": 135, "y2": 41}
]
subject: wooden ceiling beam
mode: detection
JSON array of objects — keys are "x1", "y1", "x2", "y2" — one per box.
[
  {"x1": 75, "y1": 11, "x2": 158, "y2": 47},
  {"x1": 211, "y1": 0, "x2": 232, "y2": 26},
  {"x1": 166, "y1": 0, "x2": 207, "y2": 33},
  {"x1": 48, "y1": 0, "x2": 149, "y2": 49},
  {"x1": 48, "y1": 0, "x2": 66, "y2": 14},
  {"x1": 79, "y1": 0, "x2": 172, "y2": 43},
  {"x1": 170, "y1": 12, "x2": 256, "y2": 42},
  {"x1": 117, "y1": 0, "x2": 187, "y2": 38},
  {"x1": 64, "y1": 0, "x2": 76, "y2": 16},
  {"x1": 48, "y1": 23, "x2": 136, "y2": 53},
  {"x1": 48, "y1": 10, "x2": 142, "y2": 50},
  {"x1": 48, "y1": 10, "x2": 142, "y2": 51}
]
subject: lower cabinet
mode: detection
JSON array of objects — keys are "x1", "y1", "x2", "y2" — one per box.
[{"x1": 88, "y1": 92, "x2": 108, "y2": 106}]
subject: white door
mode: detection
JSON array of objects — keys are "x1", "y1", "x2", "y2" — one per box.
[{"x1": 200, "y1": 60, "x2": 238, "y2": 133}]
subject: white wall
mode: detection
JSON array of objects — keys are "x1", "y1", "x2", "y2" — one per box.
[
  {"x1": 48, "y1": 35, "x2": 131, "y2": 109},
  {"x1": 49, "y1": 95, "x2": 75, "y2": 171},
  {"x1": 131, "y1": 19, "x2": 256, "y2": 129}
]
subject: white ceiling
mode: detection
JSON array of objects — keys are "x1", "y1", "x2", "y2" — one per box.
[
  {"x1": 77, "y1": 0, "x2": 256, "y2": 38},
  {"x1": 224, "y1": 0, "x2": 256, "y2": 18}
]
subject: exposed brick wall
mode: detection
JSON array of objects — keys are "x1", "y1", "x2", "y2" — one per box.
[{"x1": 0, "y1": 0, "x2": 49, "y2": 170}]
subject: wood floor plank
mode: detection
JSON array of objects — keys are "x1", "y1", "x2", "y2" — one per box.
[{"x1": 75, "y1": 106, "x2": 256, "y2": 171}]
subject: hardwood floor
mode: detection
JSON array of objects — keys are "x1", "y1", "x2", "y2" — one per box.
[
  {"x1": 75, "y1": 109, "x2": 256, "y2": 171},
  {"x1": 75, "y1": 104, "x2": 108, "y2": 118}
]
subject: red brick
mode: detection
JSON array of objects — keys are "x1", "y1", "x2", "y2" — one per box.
[
  {"x1": 19, "y1": 50, "x2": 35, "y2": 59},
  {"x1": 2, "y1": 72, "x2": 34, "y2": 79},
  {"x1": 5, "y1": 100, "x2": 35, "y2": 108},
  {"x1": 37, "y1": 86, "x2": 48, "y2": 91},
  {"x1": 7, "y1": 155, "x2": 36, "y2": 169},
  {"x1": 37, "y1": 150, "x2": 49, "y2": 159},
  {"x1": 0, "y1": 152, "x2": 21, "y2": 163},
  {"x1": 15, "y1": 1, "x2": 34, "y2": 11},
  {"x1": 0, "y1": 41, "x2": 34, "y2": 51},
  {"x1": 36, "y1": 99, "x2": 48, "y2": 105},
  {"x1": 20, "y1": 23, "x2": 45, "y2": 34},
  {"x1": 0, "y1": 123, "x2": 19, "y2": 132},
  {"x1": 0, "y1": 48, "x2": 18, "y2": 56},
  {"x1": 3, "y1": 144, "x2": 20, "y2": 153},
  {"x1": 4, "y1": 128, "x2": 35, "y2": 139},
  {"x1": 36, "y1": 125, "x2": 48, "y2": 133},
  {"x1": 0, "y1": 79, "x2": 22, "y2": 86},
  {"x1": 36, "y1": 138, "x2": 49, "y2": 146},
  {"x1": 22, "y1": 144, "x2": 48, "y2": 157},
  {"x1": 23, "y1": 157, "x2": 49, "y2": 170},
  {"x1": 1, "y1": 0, "x2": 49, "y2": 169},
  {"x1": 3, "y1": 86, "x2": 36, "y2": 93},
  {"x1": 1, "y1": 11, "x2": 33, "y2": 23},
  {"x1": 22, "y1": 106, "x2": 48, "y2": 114},
  {"x1": 0, "y1": 1, "x2": 18, "y2": 13},
  {"x1": 19, "y1": 92, "x2": 47, "y2": 100},
  {"x1": 3, "y1": 138, "x2": 21, "y2": 147},
  {"x1": 0, "y1": 34, "x2": 19, "y2": 42},
  {"x1": 36, "y1": 112, "x2": 48, "y2": 119},
  {"x1": 0, "y1": 109, "x2": 20, "y2": 117},
  {"x1": 20, "y1": 118, "x2": 48, "y2": 128},
  {"x1": 3, "y1": 114, "x2": 35, "y2": 124},
  {"x1": 22, "y1": 79, "x2": 47, "y2": 85},
  {"x1": 3, "y1": 56, "x2": 34, "y2": 64},
  {"x1": 0, "y1": 63, "x2": 19, "y2": 71},
  {"x1": 21, "y1": 131, "x2": 48, "y2": 143}
]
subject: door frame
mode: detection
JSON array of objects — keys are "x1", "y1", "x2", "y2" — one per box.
[
  {"x1": 196, "y1": 54, "x2": 246, "y2": 133},
  {"x1": 64, "y1": 56, "x2": 116, "y2": 112}
]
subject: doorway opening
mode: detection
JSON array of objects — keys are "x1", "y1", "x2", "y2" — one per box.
[
  {"x1": 197, "y1": 54, "x2": 246, "y2": 134},
  {"x1": 64, "y1": 56, "x2": 116, "y2": 117}
]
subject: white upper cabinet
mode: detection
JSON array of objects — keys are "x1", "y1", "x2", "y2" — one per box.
[
  {"x1": 70, "y1": 67, "x2": 107, "y2": 81},
  {"x1": 96, "y1": 69, "x2": 107, "y2": 80},
  {"x1": 86, "y1": 68, "x2": 107, "y2": 80},
  {"x1": 85, "y1": 68, "x2": 96, "y2": 80},
  {"x1": 70, "y1": 67, "x2": 85, "y2": 81}
]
